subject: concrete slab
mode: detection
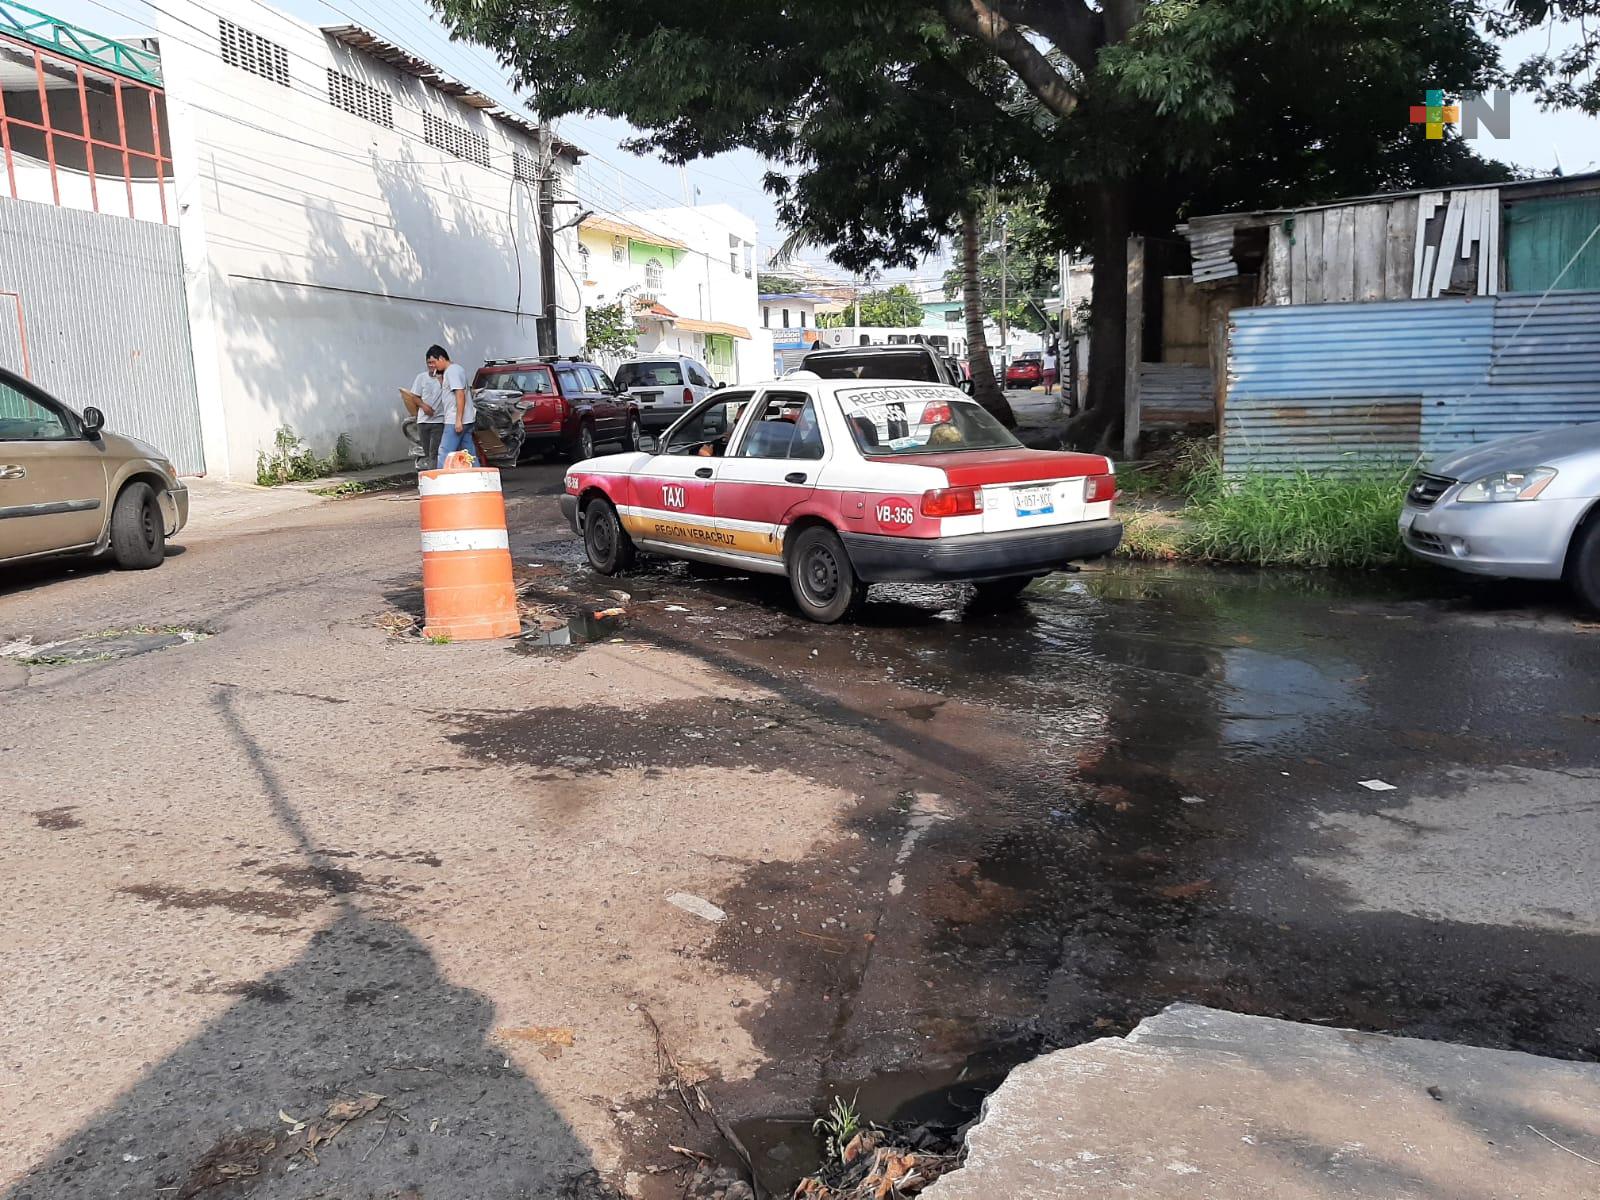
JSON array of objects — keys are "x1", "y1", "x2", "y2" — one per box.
[
  {"x1": 924, "y1": 1005, "x2": 1600, "y2": 1199},
  {"x1": 180, "y1": 477, "x2": 327, "y2": 538}
]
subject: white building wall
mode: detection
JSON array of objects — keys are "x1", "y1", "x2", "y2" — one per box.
[
  {"x1": 157, "y1": 0, "x2": 582, "y2": 479},
  {"x1": 579, "y1": 203, "x2": 766, "y2": 383}
]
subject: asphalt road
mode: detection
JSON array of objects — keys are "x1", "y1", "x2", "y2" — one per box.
[{"x1": 3, "y1": 466, "x2": 1598, "y2": 1199}]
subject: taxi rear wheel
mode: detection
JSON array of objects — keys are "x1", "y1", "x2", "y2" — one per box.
[
  {"x1": 584, "y1": 497, "x2": 635, "y2": 575},
  {"x1": 788, "y1": 526, "x2": 864, "y2": 624},
  {"x1": 971, "y1": 576, "x2": 1036, "y2": 605}
]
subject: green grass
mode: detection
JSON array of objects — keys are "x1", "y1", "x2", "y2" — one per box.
[
  {"x1": 311, "y1": 475, "x2": 412, "y2": 498},
  {"x1": 1116, "y1": 511, "x2": 1185, "y2": 561},
  {"x1": 1113, "y1": 446, "x2": 1414, "y2": 571},
  {"x1": 1180, "y1": 457, "x2": 1412, "y2": 570},
  {"x1": 256, "y1": 426, "x2": 369, "y2": 487}
]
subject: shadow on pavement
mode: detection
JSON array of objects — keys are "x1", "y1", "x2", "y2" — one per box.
[{"x1": 2, "y1": 688, "x2": 617, "y2": 1200}]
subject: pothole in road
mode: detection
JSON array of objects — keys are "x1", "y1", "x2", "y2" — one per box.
[{"x1": 2, "y1": 624, "x2": 212, "y2": 667}]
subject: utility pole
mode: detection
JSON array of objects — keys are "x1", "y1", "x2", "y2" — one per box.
[
  {"x1": 853, "y1": 274, "x2": 861, "y2": 346},
  {"x1": 536, "y1": 126, "x2": 558, "y2": 358},
  {"x1": 999, "y1": 213, "x2": 1009, "y2": 374},
  {"x1": 1057, "y1": 251, "x2": 1072, "y2": 414}
]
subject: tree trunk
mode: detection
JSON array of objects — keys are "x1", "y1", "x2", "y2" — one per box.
[
  {"x1": 961, "y1": 206, "x2": 1016, "y2": 428},
  {"x1": 1069, "y1": 180, "x2": 1131, "y2": 453}
]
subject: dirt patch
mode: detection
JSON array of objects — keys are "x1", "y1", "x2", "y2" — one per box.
[
  {"x1": 119, "y1": 883, "x2": 326, "y2": 919},
  {"x1": 262, "y1": 863, "x2": 387, "y2": 895},
  {"x1": 448, "y1": 697, "x2": 841, "y2": 779},
  {"x1": 33, "y1": 806, "x2": 83, "y2": 830},
  {"x1": 190, "y1": 980, "x2": 294, "y2": 1004},
  {"x1": 4, "y1": 625, "x2": 211, "y2": 667}
]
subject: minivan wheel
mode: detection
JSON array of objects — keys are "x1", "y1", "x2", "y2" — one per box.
[
  {"x1": 787, "y1": 525, "x2": 864, "y2": 623},
  {"x1": 109, "y1": 482, "x2": 165, "y2": 570},
  {"x1": 1568, "y1": 516, "x2": 1600, "y2": 611},
  {"x1": 583, "y1": 497, "x2": 635, "y2": 575}
]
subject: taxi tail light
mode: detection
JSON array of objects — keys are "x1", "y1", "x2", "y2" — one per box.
[
  {"x1": 1085, "y1": 474, "x2": 1117, "y2": 504},
  {"x1": 921, "y1": 486, "x2": 984, "y2": 517}
]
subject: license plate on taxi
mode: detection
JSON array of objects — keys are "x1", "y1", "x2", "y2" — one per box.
[{"x1": 1013, "y1": 485, "x2": 1055, "y2": 517}]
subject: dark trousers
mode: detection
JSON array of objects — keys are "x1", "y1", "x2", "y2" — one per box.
[{"x1": 419, "y1": 422, "x2": 444, "y2": 474}]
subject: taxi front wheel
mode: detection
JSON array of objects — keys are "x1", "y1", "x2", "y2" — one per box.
[
  {"x1": 788, "y1": 526, "x2": 864, "y2": 623},
  {"x1": 584, "y1": 497, "x2": 635, "y2": 574}
]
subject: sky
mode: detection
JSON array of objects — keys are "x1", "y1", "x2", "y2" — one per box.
[{"x1": 40, "y1": 0, "x2": 1600, "y2": 286}]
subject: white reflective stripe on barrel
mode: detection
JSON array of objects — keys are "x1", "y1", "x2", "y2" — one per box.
[
  {"x1": 421, "y1": 529, "x2": 511, "y2": 553},
  {"x1": 419, "y1": 471, "x2": 502, "y2": 497}
]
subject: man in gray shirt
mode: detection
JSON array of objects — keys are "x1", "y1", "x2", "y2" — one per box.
[
  {"x1": 411, "y1": 357, "x2": 446, "y2": 475},
  {"x1": 427, "y1": 344, "x2": 476, "y2": 468}
]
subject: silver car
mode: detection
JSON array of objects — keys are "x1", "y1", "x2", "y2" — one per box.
[{"x1": 1400, "y1": 422, "x2": 1600, "y2": 608}]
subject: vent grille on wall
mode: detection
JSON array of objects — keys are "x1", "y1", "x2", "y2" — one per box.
[
  {"x1": 423, "y1": 112, "x2": 489, "y2": 168},
  {"x1": 513, "y1": 151, "x2": 539, "y2": 185},
  {"x1": 219, "y1": 19, "x2": 289, "y2": 87},
  {"x1": 327, "y1": 69, "x2": 393, "y2": 129}
]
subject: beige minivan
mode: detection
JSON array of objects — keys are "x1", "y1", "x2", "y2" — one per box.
[{"x1": 1, "y1": 367, "x2": 188, "y2": 570}]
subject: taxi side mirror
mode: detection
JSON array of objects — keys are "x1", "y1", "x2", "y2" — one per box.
[{"x1": 958, "y1": 379, "x2": 975, "y2": 396}]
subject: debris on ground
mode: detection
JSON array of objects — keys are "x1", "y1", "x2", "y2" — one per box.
[
  {"x1": 179, "y1": 1133, "x2": 277, "y2": 1197},
  {"x1": 496, "y1": 1025, "x2": 576, "y2": 1059},
  {"x1": 642, "y1": 1008, "x2": 764, "y2": 1197},
  {"x1": 668, "y1": 892, "x2": 729, "y2": 923},
  {"x1": 288, "y1": 1092, "x2": 387, "y2": 1164},
  {"x1": 1359, "y1": 779, "x2": 1399, "y2": 792},
  {"x1": 786, "y1": 1127, "x2": 963, "y2": 1199}
]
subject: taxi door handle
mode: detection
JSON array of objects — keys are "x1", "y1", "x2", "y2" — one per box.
[
  {"x1": 785, "y1": 472, "x2": 807, "y2": 485},
  {"x1": 695, "y1": 467, "x2": 714, "y2": 479}
]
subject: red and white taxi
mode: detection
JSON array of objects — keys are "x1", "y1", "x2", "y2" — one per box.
[{"x1": 559, "y1": 378, "x2": 1122, "y2": 622}]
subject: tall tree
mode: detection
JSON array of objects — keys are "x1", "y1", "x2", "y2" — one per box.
[
  {"x1": 961, "y1": 207, "x2": 1012, "y2": 424},
  {"x1": 435, "y1": 0, "x2": 1536, "y2": 447}
]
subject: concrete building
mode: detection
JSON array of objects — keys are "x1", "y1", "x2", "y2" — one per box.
[
  {"x1": 0, "y1": 0, "x2": 584, "y2": 479},
  {"x1": 578, "y1": 204, "x2": 766, "y2": 384}
]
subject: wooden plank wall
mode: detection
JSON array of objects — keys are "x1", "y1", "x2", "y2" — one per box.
[{"x1": 1285, "y1": 197, "x2": 1425, "y2": 304}]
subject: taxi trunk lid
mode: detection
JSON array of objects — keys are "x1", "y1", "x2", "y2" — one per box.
[{"x1": 916, "y1": 448, "x2": 1111, "y2": 535}]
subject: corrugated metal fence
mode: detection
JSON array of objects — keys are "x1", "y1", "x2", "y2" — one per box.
[
  {"x1": 0, "y1": 197, "x2": 204, "y2": 474},
  {"x1": 1225, "y1": 291, "x2": 1600, "y2": 473}
]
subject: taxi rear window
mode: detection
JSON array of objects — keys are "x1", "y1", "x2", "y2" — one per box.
[{"x1": 837, "y1": 385, "x2": 1021, "y2": 456}]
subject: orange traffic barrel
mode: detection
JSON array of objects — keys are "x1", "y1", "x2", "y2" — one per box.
[{"x1": 419, "y1": 455, "x2": 520, "y2": 641}]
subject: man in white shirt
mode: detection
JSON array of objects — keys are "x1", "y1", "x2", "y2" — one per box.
[
  {"x1": 411, "y1": 357, "x2": 446, "y2": 474},
  {"x1": 426, "y1": 344, "x2": 475, "y2": 468}
]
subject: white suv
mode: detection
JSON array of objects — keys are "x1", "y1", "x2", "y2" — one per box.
[{"x1": 614, "y1": 355, "x2": 721, "y2": 435}]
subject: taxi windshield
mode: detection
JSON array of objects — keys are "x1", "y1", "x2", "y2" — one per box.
[{"x1": 836, "y1": 385, "x2": 1021, "y2": 456}]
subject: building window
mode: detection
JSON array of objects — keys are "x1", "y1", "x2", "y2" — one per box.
[
  {"x1": 946, "y1": 307, "x2": 963, "y2": 324},
  {"x1": 326, "y1": 69, "x2": 392, "y2": 128},
  {"x1": 782, "y1": 309, "x2": 790, "y2": 327},
  {"x1": 729, "y1": 233, "x2": 740, "y2": 274},
  {"x1": 0, "y1": 42, "x2": 174, "y2": 224},
  {"x1": 763, "y1": 307, "x2": 770, "y2": 328},
  {"x1": 423, "y1": 112, "x2": 490, "y2": 168},
  {"x1": 579, "y1": 245, "x2": 591, "y2": 278},
  {"x1": 645, "y1": 258, "x2": 664, "y2": 293},
  {"x1": 512, "y1": 150, "x2": 538, "y2": 185},
  {"x1": 743, "y1": 243, "x2": 753, "y2": 278},
  {"x1": 612, "y1": 238, "x2": 626, "y2": 263},
  {"x1": 219, "y1": 19, "x2": 290, "y2": 87}
]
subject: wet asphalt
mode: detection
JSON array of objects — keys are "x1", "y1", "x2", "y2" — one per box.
[
  {"x1": 4, "y1": 462, "x2": 1599, "y2": 1198},
  {"x1": 482, "y1": 470, "x2": 1600, "y2": 1194}
]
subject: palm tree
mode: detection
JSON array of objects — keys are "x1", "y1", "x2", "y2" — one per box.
[{"x1": 961, "y1": 206, "x2": 1015, "y2": 427}]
